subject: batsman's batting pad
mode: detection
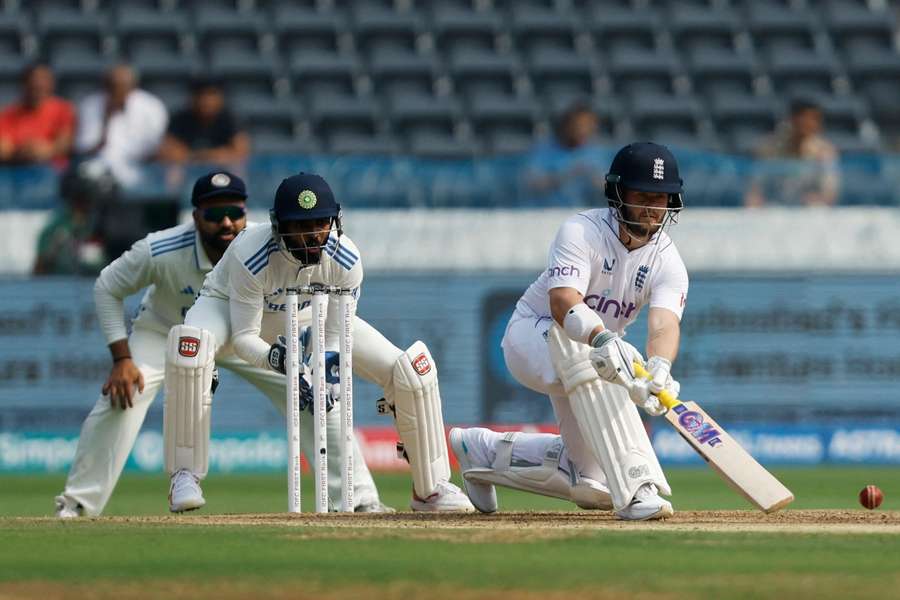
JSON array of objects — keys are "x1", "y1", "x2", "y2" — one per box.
[
  {"x1": 547, "y1": 324, "x2": 669, "y2": 511},
  {"x1": 386, "y1": 341, "x2": 451, "y2": 498},
  {"x1": 164, "y1": 325, "x2": 216, "y2": 478},
  {"x1": 463, "y1": 432, "x2": 613, "y2": 510}
]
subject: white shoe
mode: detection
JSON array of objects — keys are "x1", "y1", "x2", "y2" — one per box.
[
  {"x1": 354, "y1": 500, "x2": 396, "y2": 513},
  {"x1": 54, "y1": 495, "x2": 82, "y2": 519},
  {"x1": 410, "y1": 480, "x2": 475, "y2": 513},
  {"x1": 615, "y1": 483, "x2": 674, "y2": 521},
  {"x1": 449, "y1": 427, "x2": 498, "y2": 513},
  {"x1": 168, "y1": 469, "x2": 206, "y2": 513}
]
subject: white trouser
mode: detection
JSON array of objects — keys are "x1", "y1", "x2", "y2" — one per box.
[
  {"x1": 61, "y1": 316, "x2": 380, "y2": 516},
  {"x1": 500, "y1": 308, "x2": 668, "y2": 492}
]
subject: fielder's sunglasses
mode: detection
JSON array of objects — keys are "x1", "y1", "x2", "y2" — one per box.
[{"x1": 202, "y1": 205, "x2": 246, "y2": 222}]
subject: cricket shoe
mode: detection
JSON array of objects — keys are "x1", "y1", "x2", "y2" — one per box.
[
  {"x1": 410, "y1": 480, "x2": 475, "y2": 513},
  {"x1": 615, "y1": 483, "x2": 674, "y2": 521},
  {"x1": 355, "y1": 500, "x2": 396, "y2": 513},
  {"x1": 54, "y1": 495, "x2": 83, "y2": 519},
  {"x1": 169, "y1": 468, "x2": 206, "y2": 513},
  {"x1": 449, "y1": 427, "x2": 498, "y2": 513}
]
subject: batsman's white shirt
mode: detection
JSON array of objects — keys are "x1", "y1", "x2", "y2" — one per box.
[
  {"x1": 518, "y1": 207, "x2": 688, "y2": 336},
  {"x1": 62, "y1": 222, "x2": 377, "y2": 516},
  {"x1": 199, "y1": 223, "x2": 362, "y2": 370}
]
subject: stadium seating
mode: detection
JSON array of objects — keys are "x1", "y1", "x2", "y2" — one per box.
[{"x1": 0, "y1": 0, "x2": 896, "y2": 157}]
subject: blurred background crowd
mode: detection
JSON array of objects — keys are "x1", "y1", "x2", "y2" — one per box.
[{"x1": 0, "y1": 0, "x2": 896, "y2": 275}]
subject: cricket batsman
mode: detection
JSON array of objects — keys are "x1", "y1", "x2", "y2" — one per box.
[
  {"x1": 450, "y1": 142, "x2": 688, "y2": 520},
  {"x1": 164, "y1": 172, "x2": 474, "y2": 513},
  {"x1": 55, "y1": 171, "x2": 390, "y2": 517}
]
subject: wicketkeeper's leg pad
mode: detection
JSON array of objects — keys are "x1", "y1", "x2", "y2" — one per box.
[
  {"x1": 381, "y1": 341, "x2": 451, "y2": 499},
  {"x1": 547, "y1": 324, "x2": 668, "y2": 511},
  {"x1": 164, "y1": 325, "x2": 216, "y2": 478}
]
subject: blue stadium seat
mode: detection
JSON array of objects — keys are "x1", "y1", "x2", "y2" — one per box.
[
  {"x1": 231, "y1": 95, "x2": 296, "y2": 140},
  {"x1": 352, "y1": 5, "x2": 423, "y2": 55},
  {"x1": 528, "y1": 47, "x2": 594, "y2": 107},
  {"x1": 669, "y1": 6, "x2": 740, "y2": 55},
  {"x1": 0, "y1": 57, "x2": 28, "y2": 106},
  {"x1": 825, "y1": 1, "x2": 895, "y2": 59},
  {"x1": 607, "y1": 47, "x2": 679, "y2": 96},
  {"x1": 407, "y1": 133, "x2": 481, "y2": 159},
  {"x1": 766, "y1": 49, "x2": 840, "y2": 98},
  {"x1": 252, "y1": 134, "x2": 320, "y2": 156},
  {"x1": 710, "y1": 94, "x2": 779, "y2": 155},
  {"x1": 117, "y1": 10, "x2": 187, "y2": 61},
  {"x1": 688, "y1": 48, "x2": 757, "y2": 102},
  {"x1": 448, "y1": 48, "x2": 518, "y2": 102},
  {"x1": 275, "y1": 7, "x2": 343, "y2": 59},
  {"x1": 134, "y1": 55, "x2": 204, "y2": 110},
  {"x1": 589, "y1": 6, "x2": 658, "y2": 54},
  {"x1": 309, "y1": 92, "x2": 379, "y2": 142},
  {"x1": 194, "y1": 7, "x2": 265, "y2": 59},
  {"x1": 468, "y1": 93, "x2": 539, "y2": 155},
  {"x1": 388, "y1": 91, "x2": 460, "y2": 141},
  {"x1": 629, "y1": 93, "x2": 706, "y2": 148},
  {"x1": 38, "y1": 8, "x2": 107, "y2": 63},
  {"x1": 209, "y1": 53, "x2": 281, "y2": 107},
  {"x1": 289, "y1": 50, "x2": 359, "y2": 99},
  {"x1": 432, "y1": 6, "x2": 501, "y2": 57},
  {"x1": 746, "y1": 3, "x2": 817, "y2": 54},
  {"x1": 368, "y1": 48, "x2": 437, "y2": 97},
  {"x1": 510, "y1": 6, "x2": 577, "y2": 54},
  {"x1": 0, "y1": 15, "x2": 26, "y2": 59},
  {"x1": 52, "y1": 54, "x2": 112, "y2": 102}
]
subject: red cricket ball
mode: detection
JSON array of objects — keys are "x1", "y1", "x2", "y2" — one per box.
[{"x1": 859, "y1": 485, "x2": 884, "y2": 510}]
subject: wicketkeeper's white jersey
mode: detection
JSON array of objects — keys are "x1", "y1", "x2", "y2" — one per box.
[
  {"x1": 518, "y1": 208, "x2": 689, "y2": 335},
  {"x1": 94, "y1": 222, "x2": 215, "y2": 344},
  {"x1": 200, "y1": 223, "x2": 362, "y2": 371}
]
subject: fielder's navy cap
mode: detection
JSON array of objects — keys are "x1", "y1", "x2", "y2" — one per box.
[
  {"x1": 607, "y1": 142, "x2": 683, "y2": 194},
  {"x1": 272, "y1": 173, "x2": 340, "y2": 221},
  {"x1": 191, "y1": 171, "x2": 247, "y2": 206}
]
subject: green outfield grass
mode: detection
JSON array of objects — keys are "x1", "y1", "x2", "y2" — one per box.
[{"x1": 2, "y1": 468, "x2": 899, "y2": 600}]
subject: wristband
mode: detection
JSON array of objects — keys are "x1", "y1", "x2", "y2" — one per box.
[
  {"x1": 113, "y1": 355, "x2": 132, "y2": 362},
  {"x1": 562, "y1": 302, "x2": 604, "y2": 345}
]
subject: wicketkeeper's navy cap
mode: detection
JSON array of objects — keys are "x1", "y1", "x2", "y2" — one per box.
[
  {"x1": 272, "y1": 172, "x2": 340, "y2": 221},
  {"x1": 191, "y1": 171, "x2": 248, "y2": 206}
]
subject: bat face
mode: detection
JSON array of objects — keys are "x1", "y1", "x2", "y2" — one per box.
[{"x1": 664, "y1": 400, "x2": 794, "y2": 513}]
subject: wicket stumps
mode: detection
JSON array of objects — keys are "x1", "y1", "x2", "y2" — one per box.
[{"x1": 285, "y1": 285, "x2": 355, "y2": 513}]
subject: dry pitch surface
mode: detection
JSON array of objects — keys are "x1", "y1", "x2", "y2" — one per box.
[{"x1": 12, "y1": 509, "x2": 900, "y2": 535}]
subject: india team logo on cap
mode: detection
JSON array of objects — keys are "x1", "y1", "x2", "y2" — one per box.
[
  {"x1": 211, "y1": 173, "x2": 231, "y2": 187},
  {"x1": 298, "y1": 189, "x2": 318, "y2": 209}
]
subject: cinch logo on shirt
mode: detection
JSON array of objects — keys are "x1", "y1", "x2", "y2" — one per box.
[
  {"x1": 548, "y1": 265, "x2": 580, "y2": 278},
  {"x1": 584, "y1": 293, "x2": 637, "y2": 319}
]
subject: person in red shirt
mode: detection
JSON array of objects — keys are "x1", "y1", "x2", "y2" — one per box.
[{"x1": 0, "y1": 63, "x2": 75, "y2": 166}]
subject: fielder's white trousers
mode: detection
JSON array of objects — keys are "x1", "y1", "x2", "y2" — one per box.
[
  {"x1": 61, "y1": 308, "x2": 381, "y2": 516},
  {"x1": 500, "y1": 307, "x2": 665, "y2": 487}
]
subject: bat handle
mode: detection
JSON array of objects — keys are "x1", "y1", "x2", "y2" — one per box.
[{"x1": 632, "y1": 362, "x2": 680, "y2": 410}]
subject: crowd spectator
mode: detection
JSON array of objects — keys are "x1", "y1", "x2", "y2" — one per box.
[
  {"x1": 33, "y1": 160, "x2": 117, "y2": 275},
  {"x1": 0, "y1": 63, "x2": 74, "y2": 167},
  {"x1": 745, "y1": 98, "x2": 840, "y2": 207},
  {"x1": 158, "y1": 77, "x2": 249, "y2": 167},
  {"x1": 74, "y1": 64, "x2": 168, "y2": 188},
  {"x1": 523, "y1": 100, "x2": 609, "y2": 206}
]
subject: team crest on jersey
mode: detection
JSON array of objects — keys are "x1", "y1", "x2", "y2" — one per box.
[
  {"x1": 298, "y1": 190, "x2": 318, "y2": 209},
  {"x1": 411, "y1": 353, "x2": 431, "y2": 375},
  {"x1": 178, "y1": 336, "x2": 200, "y2": 357},
  {"x1": 653, "y1": 158, "x2": 665, "y2": 180},
  {"x1": 634, "y1": 265, "x2": 650, "y2": 291}
]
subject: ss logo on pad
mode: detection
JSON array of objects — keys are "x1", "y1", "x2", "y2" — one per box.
[{"x1": 178, "y1": 336, "x2": 200, "y2": 357}]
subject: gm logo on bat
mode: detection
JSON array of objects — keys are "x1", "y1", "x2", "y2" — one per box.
[
  {"x1": 178, "y1": 336, "x2": 200, "y2": 358},
  {"x1": 673, "y1": 404, "x2": 722, "y2": 447}
]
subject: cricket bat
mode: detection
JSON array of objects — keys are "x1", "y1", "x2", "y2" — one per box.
[{"x1": 633, "y1": 363, "x2": 794, "y2": 513}]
